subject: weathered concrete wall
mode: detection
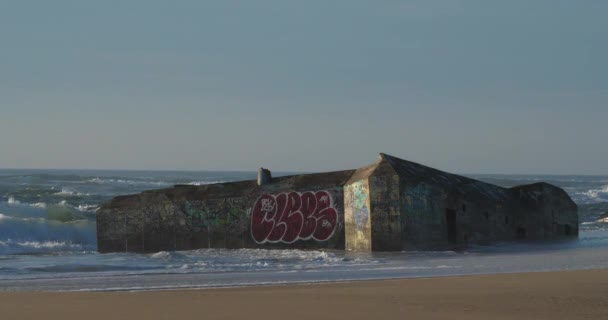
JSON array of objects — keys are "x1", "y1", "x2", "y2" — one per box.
[
  {"x1": 395, "y1": 182, "x2": 578, "y2": 250},
  {"x1": 368, "y1": 161, "x2": 401, "y2": 251},
  {"x1": 442, "y1": 192, "x2": 511, "y2": 246},
  {"x1": 97, "y1": 171, "x2": 353, "y2": 253},
  {"x1": 96, "y1": 181, "x2": 259, "y2": 253},
  {"x1": 400, "y1": 182, "x2": 447, "y2": 249},
  {"x1": 344, "y1": 179, "x2": 372, "y2": 251},
  {"x1": 380, "y1": 153, "x2": 578, "y2": 250},
  {"x1": 511, "y1": 183, "x2": 578, "y2": 238}
]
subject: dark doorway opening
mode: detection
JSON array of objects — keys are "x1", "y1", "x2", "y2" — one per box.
[
  {"x1": 564, "y1": 225, "x2": 572, "y2": 236},
  {"x1": 517, "y1": 227, "x2": 527, "y2": 239},
  {"x1": 446, "y1": 209, "x2": 457, "y2": 244}
]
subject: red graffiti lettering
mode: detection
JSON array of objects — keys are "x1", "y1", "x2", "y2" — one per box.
[{"x1": 251, "y1": 191, "x2": 338, "y2": 244}]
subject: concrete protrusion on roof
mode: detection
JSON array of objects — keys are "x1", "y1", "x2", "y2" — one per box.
[{"x1": 257, "y1": 167, "x2": 272, "y2": 186}]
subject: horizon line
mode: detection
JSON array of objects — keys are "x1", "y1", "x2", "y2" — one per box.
[{"x1": 0, "y1": 166, "x2": 605, "y2": 177}]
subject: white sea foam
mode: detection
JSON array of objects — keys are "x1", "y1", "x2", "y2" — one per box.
[
  {"x1": 0, "y1": 213, "x2": 47, "y2": 223},
  {"x1": 87, "y1": 177, "x2": 223, "y2": 187},
  {"x1": 7, "y1": 196, "x2": 20, "y2": 205},
  {"x1": 16, "y1": 240, "x2": 81, "y2": 249},
  {"x1": 5, "y1": 198, "x2": 49, "y2": 209},
  {"x1": 86, "y1": 177, "x2": 103, "y2": 183},
  {"x1": 149, "y1": 251, "x2": 186, "y2": 260},
  {"x1": 0, "y1": 213, "x2": 18, "y2": 221},
  {"x1": 53, "y1": 188, "x2": 89, "y2": 197},
  {"x1": 32, "y1": 202, "x2": 47, "y2": 208},
  {"x1": 87, "y1": 178, "x2": 170, "y2": 186},
  {"x1": 150, "y1": 251, "x2": 171, "y2": 259},
  {"x1": 186, "y1": 180, "x2": 225, "y2": 186},
  {"x1": 579, "y1": 185, "x2": 608, "y2": 203},
  {"x1": 4, "y1": 199, "x2": 92, "y2": 212},
  {"x1": 76, "y1": 204, "x2": 98, "y2": 212},
  {"x1": 0, "y1": 239, "x2": 84, "y2": 255}
]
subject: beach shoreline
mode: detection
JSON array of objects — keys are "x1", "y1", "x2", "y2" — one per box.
[{"x1": 2, "y1": 269, "x2": 607, "y2": 320}]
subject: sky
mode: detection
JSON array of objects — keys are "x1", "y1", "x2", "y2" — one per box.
[{"x1": 1, "y1": 1, "x2": 606, "y2": 174}]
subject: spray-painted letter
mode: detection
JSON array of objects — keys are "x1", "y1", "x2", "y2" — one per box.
[{"x1": 251, "y1": 191, "x2": 338, "y2": 244}]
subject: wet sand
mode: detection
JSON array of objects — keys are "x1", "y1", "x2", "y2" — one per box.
[{"x1": 2, "y1": 269, "x2": 607, "y2": 320}]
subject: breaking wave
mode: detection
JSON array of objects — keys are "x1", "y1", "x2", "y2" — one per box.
[
  {"x1": 86, "y1": 177, "x2": 225, "y2": 187},
  {"x1": 53, "y1": 188, "x2": 90, "y2": 197},
  {"x1": 185, "y1": 180, "x2": 225, "y2": 186},
  {"x1": 76, "y1": 204, "x2": 99, "y2": 212},
  {"x1": 0, "y1": 201, "x2": 96, "y2": 255},
  {"x1": 86, "y1": 178, "x2": 172, "y2": 186},
  {"x1": 0, "y1": 240, "x2": 85, "y2": 255},
  {"x1": 0, "y1": 212, "x2": 95, "y2": 255},
  {"x1": 4, "y1": 197, "x2": 97, "y2": 213},
  {"x1": 578, "y1": 185, "x2": 608, "y2": 204},
  {"x1": 7, "y1": 196, "x2": 20, "y2": 205}
]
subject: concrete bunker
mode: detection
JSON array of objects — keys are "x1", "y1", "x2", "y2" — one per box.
[{"x1": 96, "y1": 153, "x2": 578, "y2": 253}]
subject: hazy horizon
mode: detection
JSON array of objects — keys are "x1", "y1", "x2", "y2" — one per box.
[
  {"x1": 2, "y1": 1, "x2": 607, "y2": 175},
  {"x1": 1, "y1": 159, "x2": 606, "y2": 177}
]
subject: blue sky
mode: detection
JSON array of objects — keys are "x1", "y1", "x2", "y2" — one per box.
[{"x1": 1, "y1": 1, "x2": 606, "y2": 174}]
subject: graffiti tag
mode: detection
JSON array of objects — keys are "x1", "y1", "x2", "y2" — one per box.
[
  {"x1": 347, "y1": 180, "x2": 369, "y2": 232},
  {"x1": 251, "y1": 191, "x2": 338, "y2": 244}
]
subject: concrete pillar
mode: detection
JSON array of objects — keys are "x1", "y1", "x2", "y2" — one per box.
[{"x1": 344, "y1": 179, "x2": 372, "y2": 251}]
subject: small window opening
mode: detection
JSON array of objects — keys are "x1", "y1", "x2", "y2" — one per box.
[
  {"x1": 462, "y1": 204, "x2": 467, "y2": 212},
  {"x1": 484, "y1": 212, "x2": 489, "y2": 220},
  {"x1": 517, "y1": 227, "x2": 527, "y2": 238}
]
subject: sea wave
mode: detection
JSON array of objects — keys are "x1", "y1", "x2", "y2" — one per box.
[
  {"x1": 0, "y1": 209, "x2": 96, "y2": 255},
  {"x1": 3, "y1": 196, "x2": 98, "y2": 214},
  {"x1": 53, "y1": 188, "x2": 90, "y2": 197},
  {"x1": 31, "y1": 202, "x2": 47, "y2": 208},
  {"x1": 0, "y1": 239, "x2": 85, "y2": 255},
  {"x1": 185, "y1": 180, "x2": 225, "y2": 186},
  {"x1": 86, "y1": 178, "x2": 171, "y2": 186},
  {"x1": 0, "y1": 213, "x2": 46, "y2": 223},
  {"x1": 86, "y1": 177, "x2": 225, "y2": 187},
  {"x1": 7, "y1": 196, "x2": 20, "y2": 205},
  {"x1": 76, "y1": 204, "x2": 99, "y2": 212},
  {"x1": 578, "y1": 185, "x2": 608, "y2": 204}
]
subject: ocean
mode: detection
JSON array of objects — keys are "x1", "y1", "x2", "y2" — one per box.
[{"x1": 1, "y1": 169, "x2": 607, "y2": 291}]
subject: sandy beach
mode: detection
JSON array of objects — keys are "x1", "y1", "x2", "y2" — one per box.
[{"x1": 2, "y1": 269, "x2": 607, "y2": 320}]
